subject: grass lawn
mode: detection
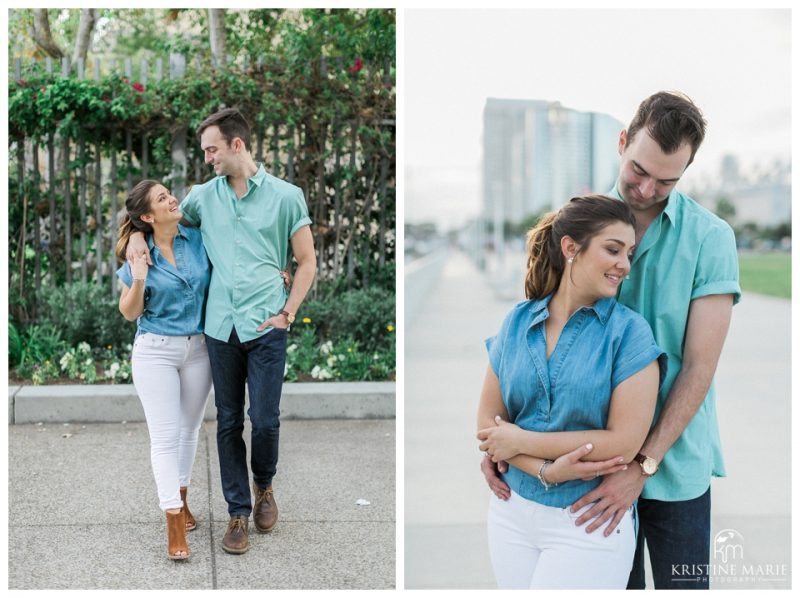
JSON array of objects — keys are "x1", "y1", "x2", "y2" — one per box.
[{"x1": 738, "y1": 252, "x2": 791, "y2": 299}]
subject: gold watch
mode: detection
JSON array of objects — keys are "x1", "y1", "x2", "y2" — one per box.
[
  {"x1": 280, "y1": 310, "x2": 295, "y2": 324},
  {"x1": 634, "y1": 453, "x2": 659, "y2": 476}
]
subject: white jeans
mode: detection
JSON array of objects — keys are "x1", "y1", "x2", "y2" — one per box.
[
  {"x1": 487, "y1": 490, "x2": 636, "y2": 589},
  {"x1": 132, "y1": 333, "x2": 212, "y2": 511}
]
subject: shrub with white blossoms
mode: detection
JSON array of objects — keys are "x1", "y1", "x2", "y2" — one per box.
[
  {"x1": 101, "y1": 358, "x2": 132, "y2": 382},
  {"x1": 59, "y1": 351, "x2": 75, "y2": 372},
  {"x1": 311, "y1": 365, "x2": 334, "y2": 380},
  {"x1": 104, "y1": 362, "x2": 120, "y2": 379}
]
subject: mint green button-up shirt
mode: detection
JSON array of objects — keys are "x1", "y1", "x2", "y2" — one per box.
[
  {"x1": 609, "y1": 184, "x2": 741, "y2": 501},
  {"x1": 180, "y1": 164, "x2": 312, "y2": 343}
]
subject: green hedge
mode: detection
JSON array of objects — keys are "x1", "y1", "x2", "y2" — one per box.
[{"x1": 9, "y1": 281, "x2": 394, "y2": 384}]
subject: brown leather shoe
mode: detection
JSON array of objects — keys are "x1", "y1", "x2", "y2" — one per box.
[
  {"x1": 180, "y1": 486, "x2": 197, "y2": 531},
  {"x1": 253, "y1": 483, "x2": 278, "y2": 533},
  {"x1": 166, "y1": 508, "x2": 190, "y2": 560},
  {"x1": 222, "y1": 516, "x2": 250, "y2": 554}
]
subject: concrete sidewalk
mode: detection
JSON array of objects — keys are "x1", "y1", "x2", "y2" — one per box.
[
  {"x1": 8, "y1": 417, "x2": 395, "y2": 589},
  {"x1": 404, "y1": 249, "x2": 791, "y2": 589}
]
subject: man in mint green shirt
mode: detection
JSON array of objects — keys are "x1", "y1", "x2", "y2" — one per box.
[
  {"x1": 482, "y1": 92, "x2": 740, "y2": 589},
  {"x1": 128, "y1": 109, "x2": 316, "y2": 555},
  {"x1": 571, "y1": 92, "x2": 740, "y2": 589}
]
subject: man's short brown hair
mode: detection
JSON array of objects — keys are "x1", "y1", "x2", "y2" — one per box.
[
  {"x1": 197, "y1": 108, "x2": 251, "y2": 151},
  {"x1": 626, "y1": 91, "x2": 707, "y2": 166}
]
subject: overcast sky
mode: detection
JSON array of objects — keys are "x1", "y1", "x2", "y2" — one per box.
[{"x1": 404, "y1": 8, "x2": 792, "y2": 230}]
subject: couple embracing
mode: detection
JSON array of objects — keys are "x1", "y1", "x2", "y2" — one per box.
[
  {"x1": 116, "y1": 108, "x2": 316, "y2": 560},
  {"x1": 478, "y1": 91, "x2": 741, "y2": 589}
]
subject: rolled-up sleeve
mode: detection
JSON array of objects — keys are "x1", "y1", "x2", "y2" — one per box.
[
  {"x1": 116, "y1": 262, "x2": 133, "y2": 287},
  {"x1": 612, "y1": 315, "x2": 667, "y2": 392},
  {"x1": 691, "y1": 222, "x2": 741, "y2": 305},
  {"x1": 288, "y1": 187, "x2": 313, "y2": 238},
  {"x1": 486, "y1": 310, "x2": 515, "y2": 377}
]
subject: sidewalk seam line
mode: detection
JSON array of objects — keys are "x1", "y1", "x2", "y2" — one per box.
[{"x1": 204, "y1": 421, "x2": 218, "y2": 589}]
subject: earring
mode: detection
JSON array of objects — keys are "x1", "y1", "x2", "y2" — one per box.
[{"x1": 567, "y1": 257, "x2": 574, "y2": 264}]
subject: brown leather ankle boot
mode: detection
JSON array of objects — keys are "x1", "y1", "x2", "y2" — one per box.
[
  {"x1": 253, "y1": 483, "x2": 278, "y2": 533},
  {"x1": 166, "y1": 508, "x2": 190, "y2": 560},
  {"x1": 180, "y1": 486, "x2": 197, "y2": 531}
]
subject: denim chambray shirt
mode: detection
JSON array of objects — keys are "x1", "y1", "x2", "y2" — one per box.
[
  {"x1": 116, "y1": 224, "x2": 211, "y2": 337},
  {"x1": 486, "y1": 295, "x2": 666, "y2": 508}
]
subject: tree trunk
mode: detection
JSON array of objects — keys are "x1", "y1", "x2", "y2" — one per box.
[
  {"x1": 31, "y1": 9, "x2": 64, "y2": 59},
  {"x1": 72, "y1": 9, "x2": 98, "y2": 65},
  {"x1": 208, "y1": 9, "x2": 227, "y2": 68}
]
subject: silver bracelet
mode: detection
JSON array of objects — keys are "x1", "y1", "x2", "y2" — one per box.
[
  {"x1": 132, "y1": 278, "x2": 146, "y2": 284},
  {"x1": 538, "y1": 459, "x2": 557, "y2": 491}
]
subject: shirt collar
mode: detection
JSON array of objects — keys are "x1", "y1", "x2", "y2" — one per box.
[
  {"x1": 215, "y1": 163, "x2": 267, "y2": 194},
  {"x1": 528, "y1": 293, "x2": 616, "y2": 326},
  {"x1": 250, "y1": 163, "x2": 267, "y2": 187},
  {"x1": 608, "y1": 181, "x2": 678, "y2": 228}
]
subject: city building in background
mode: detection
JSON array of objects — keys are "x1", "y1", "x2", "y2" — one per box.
[
  {"x1": 482, "y1": 98, "x2": 623, "y2": 225},
  {"x1": 690, "y1": 154, "x2": 791, "y2": 228}
]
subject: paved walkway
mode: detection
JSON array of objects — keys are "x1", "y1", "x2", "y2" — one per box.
[
  {"x1": 405, "y1": 249, "x2": 790, "y2": 589},
  {"x1": 8, "y1": 418, "x2": 395, "y2": 589}
]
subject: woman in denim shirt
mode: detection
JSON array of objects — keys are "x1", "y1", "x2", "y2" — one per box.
[
  {"x1": 477, "y1": 195, "x2": 666, "y2": 588},
  {"x1": 115, "y1": 180, "x2": 212, "y2": 561}
]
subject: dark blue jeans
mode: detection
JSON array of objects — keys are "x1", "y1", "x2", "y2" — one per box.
[
  {"x1": 205, "y1": 326, "x2": 288, "y2": 517},
  {"x1": 627, "y1": 486, "x2": 711, "y2": 589}
]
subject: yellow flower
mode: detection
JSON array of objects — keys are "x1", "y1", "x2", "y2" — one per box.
[
  {"x1": 386, "y1": 325, "x2": 395, "y2": 332},
  {"x1": 347, "y1": 347, "x2": 353, "y2": 353},
  {"x1": 302, "y1": 317, "x2": 312, "y2": 324}
]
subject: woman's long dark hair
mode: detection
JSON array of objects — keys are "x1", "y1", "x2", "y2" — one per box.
[
  {"x1": 524, "y1": 195, "x2": 635, "y2": 299},
  {"x1": 115, "y1": 179, "x2": 160, "y2": 262}
]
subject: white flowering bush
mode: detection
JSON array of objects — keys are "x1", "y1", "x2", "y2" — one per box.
[
  {"x1": 284, "y1": 318, "x2": 395, "y2": 382},
  {"x1": 58, "y1": 343, "x2": 97, "y2": 383},
  {"x1": 17, "y1": 316, "x2": 396, "y2": 385},
  {"x1": 21, "y1": 341, "x2": 133, "y2": 385},
  {"x1": 310, "y1": 365, "x2": 335, "y2": 380}
]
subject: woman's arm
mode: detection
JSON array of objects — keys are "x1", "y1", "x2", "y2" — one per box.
[
  {"x1": 477, "y1": 365, "x2": 630, "y2": 484},
  {"x1": 478, "y1": 360, "x2": 660, "y2": 464},
  {"x1": 478, "y1": 365, "x2": 553, "y2": 479},
  {"x1": 119, "y1": 281, "x2": 145, "y2": 321},
  {"x1": 118, "y1": 254, "x2": 148, "y2": 321},
  {"x1": 477, "y1": 364, "x2": 510, "y2": 431}
]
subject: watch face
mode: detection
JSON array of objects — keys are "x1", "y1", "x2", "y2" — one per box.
[{"x1": 643, "y1": 458, "x2": 658, "y2": 475}]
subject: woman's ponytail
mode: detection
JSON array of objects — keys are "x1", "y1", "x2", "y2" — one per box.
[
  {"x1": 524, "y1": 211, "x2": 562, "y2": 299},
  {"x1": 116, "y1": 216, "x2": 141, "y2": 262}
]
